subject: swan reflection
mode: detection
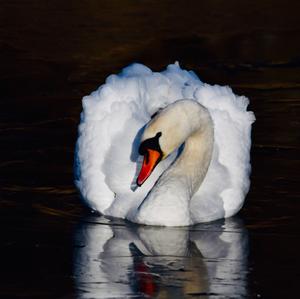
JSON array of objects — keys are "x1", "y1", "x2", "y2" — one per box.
[{"x1": 73, "y1": 217, "x2": 248, "y2": 298}]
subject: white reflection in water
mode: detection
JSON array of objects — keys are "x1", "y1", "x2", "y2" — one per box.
[{"x1": 73, "y1": 217, "x2": 249, "y2": 298}]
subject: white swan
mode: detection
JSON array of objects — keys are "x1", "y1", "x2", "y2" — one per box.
[{"x1": 75, "y1": 62, "x2": 255, "y2": 226}]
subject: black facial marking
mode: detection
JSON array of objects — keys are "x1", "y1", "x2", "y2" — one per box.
[{"x1": 138, "y1": 132, "x2": 162, "y2": 156}]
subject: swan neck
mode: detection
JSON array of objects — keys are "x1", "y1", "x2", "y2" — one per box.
[
  {"x1": 162, "y1": 102, "x2": 214, "y2": 197},
  {"x1": 177, "y1": 125, "x2": 214, "y2": 195}
]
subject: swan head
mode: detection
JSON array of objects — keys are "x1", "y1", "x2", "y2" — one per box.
[
  {"x1": 136, "y1": 104, "x2": 191, "y2": 186},
  {"x1": 136, "y1": 131, "x2": 163, "y2": 186}
]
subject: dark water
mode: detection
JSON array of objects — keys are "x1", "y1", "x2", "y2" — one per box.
[{"x1": 1, "y1": 1, "x2": 300, "y2": 298}]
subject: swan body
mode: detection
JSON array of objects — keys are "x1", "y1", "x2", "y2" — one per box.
[{"x1": 75, "y1": 63, "x2": 255, "y2": 226}]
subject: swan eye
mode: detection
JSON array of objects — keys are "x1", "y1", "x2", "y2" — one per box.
[
  {"x1": 150, "y1": 108, "x2": 163, "y2": 119},
  {"x1": 150, "y1": 112, "x2": 158, "y2": 119}
]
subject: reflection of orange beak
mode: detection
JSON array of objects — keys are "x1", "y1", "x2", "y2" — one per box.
[{"x1": 137, "y1": 149, "x2": 161, "y2": 186}]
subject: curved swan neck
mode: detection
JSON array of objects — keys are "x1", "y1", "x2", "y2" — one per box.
[
  {"x1": 155, "y1": 100, "x2": 214, "y2": 197},
  {"x1": 135, "y1": 100, "x2": 214, "y2": 226},
  {"x1": 174, "y1": 121, "x2": 214, "y2": 195}
]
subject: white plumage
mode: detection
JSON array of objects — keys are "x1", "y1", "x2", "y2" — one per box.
[{"x1": 75, "y1": 62, "x2": 255, "y2": 226}]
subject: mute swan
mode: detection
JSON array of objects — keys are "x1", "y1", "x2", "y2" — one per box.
[{"x1": 74, "y1": 63, "x2": 255, "y2": 226}]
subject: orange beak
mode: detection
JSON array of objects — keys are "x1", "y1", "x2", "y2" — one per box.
[{"x1": 137, "y1": 149, "x2": 161, "y2": 186}]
